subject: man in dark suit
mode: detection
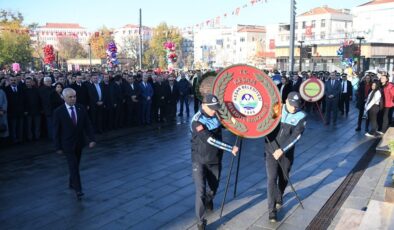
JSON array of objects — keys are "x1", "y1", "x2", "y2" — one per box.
[
  {"x1": 70, "y1": 75, "x2": 90, "y2": 110},
  {"x1": 339, "y1": 74, "x2": 353, "y2": 117},
  {"x1": 87, "y1": 74, "x2": 104, "y2": 133},
  {"x1": 324, "y1": 73, "x2": 341, "y2": 125},
  {"x1": 153, "y1": 75, "x2": 169, "y2": 122},
  {"x1": 4, "y1": 76, "x2": 24, "y2": 143},
  {"x1": 291, "y1": 74, "x2": 302, "y2": 93},
  {"x1": 39, "y1": 76, "x2": 54, "y2": 139},
  {"x1": 177, "y1": 73, "x2": 191, "y2": 117},
  {"x1": 53, "y1": 88, "x2": 95, "y2": 200},
  {"x1": 167, "y1": 76, "x2": 179, "y2": 121},
  {"x1": 124, "y1": 75, "x2": 141, "y2": 126},
  {"x1": 100, "y1": 74, "x2": 114, "y2": 131},
  {"x1": 139, "y1": 75, "x2": 153, "y2": 125},
  {"x1": 24, "y1": 77, "x2": 41, "y2": 141}
]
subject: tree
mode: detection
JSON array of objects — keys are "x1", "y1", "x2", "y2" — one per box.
[
  {"x1": 144, "y1": 22, "x2": 183, "y2": 69},
  {"x1": 57, "y1": 37, "x2": 87, "y2": 60},
  {"x1": 0, "y1": 10, "x2": 32, "y2": 69},
  {"x1": 118, "y1": 36, "x2": 149, "y2": 70},
  {"x1": 88, "y1": 27, "x2": 113, "y2": 59}
]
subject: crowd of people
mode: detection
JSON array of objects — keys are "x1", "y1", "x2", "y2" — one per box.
[
  {"x1": 272, "y1": 69, "x2": 394, "y2": 138},
  {"x1": 0, "y1": 67, "x2": 393, "y2": 147},
  {"x1": 0, "y1": 69, "x2": 202, "y2": 146}
]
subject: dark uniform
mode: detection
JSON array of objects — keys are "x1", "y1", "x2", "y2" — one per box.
[
  {"x1": 190, "y1": 95, "x2": 234, "y2": 229},
  {"x1": 265, "y1": 92, "x2": 306, "y2": 221}
]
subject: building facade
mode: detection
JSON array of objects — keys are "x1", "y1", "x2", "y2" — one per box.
[
  {"x1": 193, "y1": 25, "x2": 266, "y2": 69},
  {"x1": 32, "y1": 23, "x2": 91, "y2": 49}
]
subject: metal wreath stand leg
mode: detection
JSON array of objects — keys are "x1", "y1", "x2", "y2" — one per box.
[{"x1": 219, "y1": 135, "x2": 304, "y2": 219}]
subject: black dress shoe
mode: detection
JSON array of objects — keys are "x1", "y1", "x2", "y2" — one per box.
[
  {"x1": 269, "y1": 211, "x2": 277, "y2": 223},
  {"x1": 355, "y1": 127, "x2": 361, "y2": 131},
  {"x1": 76, "y1": 191, "x2": 84, "y2": 200}
]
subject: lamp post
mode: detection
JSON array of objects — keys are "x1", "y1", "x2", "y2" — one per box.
[
  {"x1": 88, "y1": 42, "x2": 92, "y2": 71},
  {"x1": 356, "y1": 36, "x2": 365, "y2": 74},
  {"x1": 298, "y1": 40, "x2": 304, "y2": 72}
]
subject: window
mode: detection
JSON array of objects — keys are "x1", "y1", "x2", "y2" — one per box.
[
  {"x1": 311, "y1": 32, "x2": 315, "y2": 40},
  {"x1": 312, "y1": 20, "x2": 316, "y2": 28},
  {"x1": 320, "y1": 32, "x2": 326, "y2": 39},
  {"x1": 321, "y1": 19, "x2": 326, "y2": 27},
  {"x1": 302, "y1": 21, "x2": 306, "y2": 29},
  {"x1": 295, "y1": 22, "x2": 298, "y2": 30},
  {"x1": 240, "y1": 37, "x2": 245, "y2": 42},
  {"x1": 252, "y1": 37, "x2": 255, "y2": 42},
  {"x1": 302, "y1": 34, "x2": 305, "y2": 41}
]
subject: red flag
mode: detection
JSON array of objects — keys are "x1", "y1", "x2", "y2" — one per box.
[
  {"x1": 235, "y1": 7, "x2": 240, "y2": 15},
  {"x1": 269, "y1": 39, "x2": 275, "y2": 49},
  {"x1": 305, "y1": 26, "x2": 312, "y2": 37}
]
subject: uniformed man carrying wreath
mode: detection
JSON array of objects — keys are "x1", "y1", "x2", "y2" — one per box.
[
  {"x1": 190, "y1": 94, "x2": 239, "y2": 230},
  {"x1": 265, "y1": 92, "x2": 307, "y2": 222}
]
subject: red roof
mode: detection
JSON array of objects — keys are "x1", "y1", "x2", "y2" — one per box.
[
  {"x1": 238, "y1": 28, "x2": 266, "y2": 33},
  {"x1": 358, "y1": 0, "x2": 394, "y2": 7},
  {"x1": 299, "y1": 6, "x2": 342, "y2": 16},
  {"x1": 41, "y1": 23, "x2": 85, "y2": 29},
  {"x1": 122, "y1": 24, "x2": 151, "y2": 30}
]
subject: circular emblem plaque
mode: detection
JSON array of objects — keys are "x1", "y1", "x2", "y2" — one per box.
[
  {"x1": 300, "y1": 77, "x2": 325, "y2": 102},
  {"x1": 212, "y1": 64, "x2": 281, "y2": 138}
]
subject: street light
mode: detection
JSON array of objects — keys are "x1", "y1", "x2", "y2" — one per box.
[
  {"x1": 298, "y1": 40, "x2": 304, "y2": 72},
  {"x1": 356, "y1": 36, "x2": 365, "y2": 74}
]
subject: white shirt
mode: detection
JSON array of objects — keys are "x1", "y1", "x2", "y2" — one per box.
[
  {"x1": 130, "y1": 83, "x2": 134, "y2": 91},
  {"x1": 65, "y1": 103, "x2": 77, "y2": 123},
  {"x1": 342, "y1": 81, "x2": 347, "y2": 93},
  {"x1": 280, "y1": 84, "x2": 285, "y2": 97},
  {"x1": 94, "y1": 83, "x2": 102, "y2": 101}
]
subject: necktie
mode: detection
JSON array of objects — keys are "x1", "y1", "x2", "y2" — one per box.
[
  {"x1": 70, "y1": 107, "x2": 77, "y2": 125},
  {"x1": 331, "y1": 80, "x2": 334, "y2": 87},
  {"x1": 342, "y1": 82, "x2": 345, "y2": 93},
  {"x1": 13, "y1": 87, "x2": 17, "y2": 93}
]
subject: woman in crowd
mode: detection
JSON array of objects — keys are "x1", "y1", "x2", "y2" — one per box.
[
  {"x1": 277, "y1": 76, "x2": 292, "y2": 104},
  {"x1": 380, "y1": 73, "x2": 394, "y2": 133},
  {"x1": 365, "y1": 81, "x2": 382, "y2": 138},
  {"x1": 355, "y1": 75, "x2": 372, "y2": 132},
  {"x1": 51, "y1": 83, "x2": 64, "y2": 111}
]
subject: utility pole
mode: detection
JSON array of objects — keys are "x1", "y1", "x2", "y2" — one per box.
[
  {"x1": 289, "y1": 0, "x2": 297, "y2": 72},
  {"x1": 88, "y1": 42, "x2": 92, "y2": 72},
  {"x1": 356, "y1": 36, "x2": 365, "y2": 74},
  {"x1": 298, "y1": 40, "x2": 304, "y2": 72},
  {"x1": 139, "y1": 8, "x2": 143, "y2": 70}
]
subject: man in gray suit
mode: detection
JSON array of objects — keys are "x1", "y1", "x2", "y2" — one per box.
[{"x1": 324, "y1": 73, "x2": 341, "y2": 125}]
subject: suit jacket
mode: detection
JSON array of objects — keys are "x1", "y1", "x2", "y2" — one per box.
[
  {"x1": 123, "y1": 82, "x2": 141, "y2": 103},
  {"x1": 325, "y1": 80, "x2": 341, "y2": 100},
  {"x1": 153, "y1": 82, "x2": 170, "y2": 105},
  {"x1": 340, "y1": 80, "x2": 353, "y2": 96},
  {"x1": 24, "y1": 87, "x2": 41, "y2": 116},
  {"x1": 53, "y1": 103, "x2": 95, "y2": 153},
  {"x1": 167, "y1": 83, "x2": 180, "y2": 104},
  {"x1": 4, "y1": 85, "x2": 24, "y2": 117},
  {"x1": 277, "y1": 83, "x2": 292, "y2": 104},
  {"x1": 87, "y1": 82, "x2": 104, "y2": 107},
  {"x1": 70, "y1": 83, "x2": 90, "y2": 107},
  {"x1": 39, "y1": 86, "x2": 54, "y2": 116},
  {"x1": 292, "y1": 78, "x2": 302, "y2": 93},
  {"x1": 139, "y1": 82, "x2": 153, "y2": 101}
]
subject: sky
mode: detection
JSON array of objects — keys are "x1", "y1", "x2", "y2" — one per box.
[{"x1": 0, "y1": 0, "x2": 367, "y2": 30}]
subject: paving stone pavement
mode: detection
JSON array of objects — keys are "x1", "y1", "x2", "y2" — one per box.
[{"x1": 0, "y1": 103, "x2": 377, "y2": 230}]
